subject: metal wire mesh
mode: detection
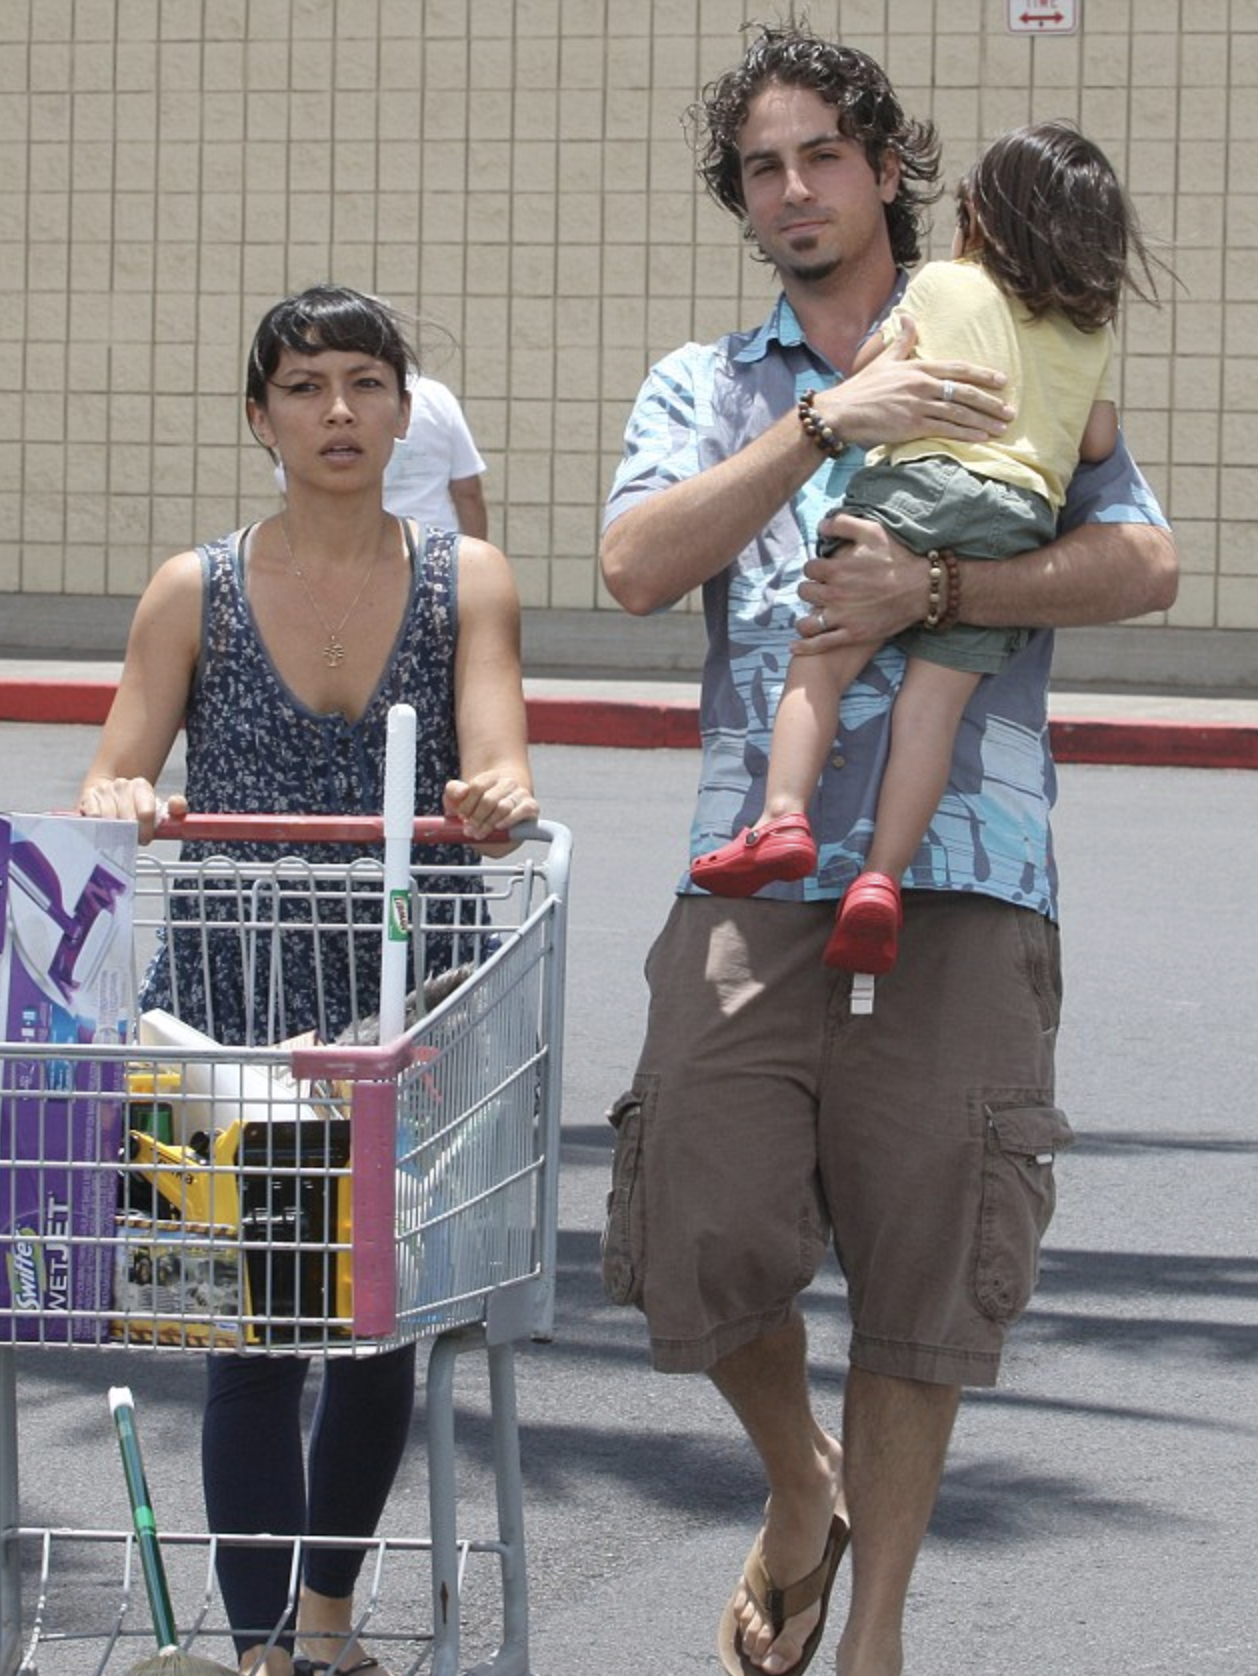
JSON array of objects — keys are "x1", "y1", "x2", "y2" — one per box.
[
  {"x1": 1, "y1": 822, "x2": 570, "y2": 1676},
  {"x1": 1, "y1": 842, "x2": 564, "y2": 1356}
]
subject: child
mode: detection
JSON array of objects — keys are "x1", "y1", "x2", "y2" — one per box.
[{"x1": 690, "y1": 120, "x2": 1159, "y2": 974}]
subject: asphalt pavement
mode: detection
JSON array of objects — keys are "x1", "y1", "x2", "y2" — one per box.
[{"x1": 1, "y1": 721, "x2": 1256, "y2": 1676}]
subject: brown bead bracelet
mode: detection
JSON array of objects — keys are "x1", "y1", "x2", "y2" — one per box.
[
  {"x1": 797, "y1": 388, "x2": 847, "y2": 460},
  {"x1": 922, "y1": 548, "x2": 961, "y2": 631}
]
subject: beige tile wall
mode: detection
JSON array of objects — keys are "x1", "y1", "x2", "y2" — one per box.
[{"x1": 2, "y1": 0, "x2": 1253, "y2": 664}]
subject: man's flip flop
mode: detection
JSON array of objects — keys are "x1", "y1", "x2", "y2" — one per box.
[{"x1": 717, "y1": 1511, "x2": 851, "y2": 1676}]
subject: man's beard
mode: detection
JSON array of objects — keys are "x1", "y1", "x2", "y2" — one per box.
[{"x1": 782, "y1": 252, "x2": 842, "y2": 284}]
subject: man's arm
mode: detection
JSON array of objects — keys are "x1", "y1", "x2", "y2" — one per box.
[
  {"x1": 793, "y1": 515, "x2": 1176, "y2": 652},
  {"x1": 961, "y1": 520, "x2": 1177, "y2": 626},
  {"x1": 601, "y1": 413, "x2": 821, "y2": 615},
  {"x1": 601, "y1": 326, "x2": 1013, "y2": 617},
  {"x1": 797, "y1": 438, "x2": 1178, "y2": 648}
]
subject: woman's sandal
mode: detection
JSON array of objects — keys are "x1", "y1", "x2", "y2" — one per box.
[
  {"x1": 717, "y1": 1511, "x2": 851, "y2": 1676},
  {"x1": 292, "y1": 1654, "x2": 379, "y2": 1676}
]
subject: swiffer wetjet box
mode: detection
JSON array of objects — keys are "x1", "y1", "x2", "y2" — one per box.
[{"x1": 0, "y1": 812, "x2": 137, "y2": 1340}]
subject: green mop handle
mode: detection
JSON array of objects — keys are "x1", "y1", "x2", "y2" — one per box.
[{"x1": 109, "y1": 1386, "x2": 180, "y2": 1651}]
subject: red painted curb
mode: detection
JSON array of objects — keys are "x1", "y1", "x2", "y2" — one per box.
[
  {"x1": 1046, "y1": 717, "x2": 1258, "y2": 771},
  {"x1": 2, "y1": 679, "x2": 1256, "y2": 769},
  {"x1": 0, "y1": 680, "x2": 117, "y2": 725},
  {"x1": 524, "y1": 696, "x2": 702, "y2": 750}
]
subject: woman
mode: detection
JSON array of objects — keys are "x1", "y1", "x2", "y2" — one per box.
[{"x1": 79, "y1": 285, "x2": 538, "y2": 1676}]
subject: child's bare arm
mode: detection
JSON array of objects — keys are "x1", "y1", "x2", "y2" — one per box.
[
  {"x1": 852, "y1": 312, "x2": 912, "y2": 376},
  {"x1": 1080, "y1": 398, "x2": 1118, "y2": 463}
]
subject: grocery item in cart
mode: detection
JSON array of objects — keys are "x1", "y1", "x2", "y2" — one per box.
[
  {"x1": 0, "y1": 812, "x2": 137, "y2": 1341},
  {"x1": 111, "y1": 1108, "x2": 355, "y2": 1349},
  {"x1": 127, "y1": 1124, "x2": 243, "y2": 1227},
  {"x1": 112, "y1": 1063, "x2": 354, "y2": 1347},
  {"x1": 237, "y1": 1116, "x2": 353, "y2": 1338},
  {"x1": 138, "y1": 1007, "x2": 324, "y2": 1143},
  {"x1": 111, "y1": 1220, "x2": 247, "y2": 1349}
]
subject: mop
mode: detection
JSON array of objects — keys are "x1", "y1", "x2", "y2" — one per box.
[{"x1": 108, "y1": 1386, "x2": 241, "y2": 1676}]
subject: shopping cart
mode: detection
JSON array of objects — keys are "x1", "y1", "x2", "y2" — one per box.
[{"x1": 0, "y1": 801, "x2": 571, "y2": 1676}]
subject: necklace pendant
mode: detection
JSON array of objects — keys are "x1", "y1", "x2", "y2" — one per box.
[{"x1": 323, "y1": 636, "x2": 347, "y2": 668}]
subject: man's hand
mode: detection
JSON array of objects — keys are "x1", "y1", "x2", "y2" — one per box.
[
  {"x1": 793, "y1": 513, "x2": 929, "y2": 653},
  {"x1": 797, "y1": 507, "x2": 1180, "y2": 652},
  {"x1": 815, "y1": 315, "x2": 1014, "y2": 449}
]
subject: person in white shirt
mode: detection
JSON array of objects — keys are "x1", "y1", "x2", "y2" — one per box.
[{"x1": 383, "y1": 374, "x2": 489, "y2": 536}]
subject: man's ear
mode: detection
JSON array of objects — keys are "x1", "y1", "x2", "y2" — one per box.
[{"x1": 876, "y1": 148, "x2": 902, "y2": 204}]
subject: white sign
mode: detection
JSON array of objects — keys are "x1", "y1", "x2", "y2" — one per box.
[{"x1": 1007, "y1": 0, "x2": 1078, "y2": 33}]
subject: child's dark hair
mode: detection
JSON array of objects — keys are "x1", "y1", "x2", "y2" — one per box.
[
  {"x1": 958, "y1": 122, "x2": 1159, "y2": 332},
  {"x1": 246, "y1": 285, "x2": 417, "y2": 413},
  {"x1": 689, "y1": 22, "x2": 942, "y2": 268}
]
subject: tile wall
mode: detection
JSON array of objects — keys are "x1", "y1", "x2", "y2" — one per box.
[{"x1": 2, "y1": 0, "x2": 1252, "y2": 663}]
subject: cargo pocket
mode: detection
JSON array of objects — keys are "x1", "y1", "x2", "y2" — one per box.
[
  {"x1": 974, "y1": 1099, "x2": 1074, "y2": 1323},
  {"x1": 601, "y1": 1082, "x2": 652, "y2": 1307}
]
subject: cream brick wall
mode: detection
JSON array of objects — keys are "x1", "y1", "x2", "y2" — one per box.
[{"x1": 2, "y1": 0, "x2": 1254, "y2": 670}]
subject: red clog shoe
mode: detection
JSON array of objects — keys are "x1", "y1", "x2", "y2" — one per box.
[
  {"x1": 824, "y1": 872, "x2": 903, "y2": 973},
  {"x1": 690, "y1": 813, "x2": 818, "y2": 898}
]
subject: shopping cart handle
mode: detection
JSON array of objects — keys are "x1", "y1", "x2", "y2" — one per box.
[{"x1": 151, "y1": 812, "x2": 513, "y2": 846}]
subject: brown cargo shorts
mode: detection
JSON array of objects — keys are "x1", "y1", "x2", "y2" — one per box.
[{"x1": 601, "y1": 890, "x2": 1072, "y2": 1386}]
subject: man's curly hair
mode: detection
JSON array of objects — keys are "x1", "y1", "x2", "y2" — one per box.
[{"x1": 688, "y1": 22, "x2": 942, "y2": 268}]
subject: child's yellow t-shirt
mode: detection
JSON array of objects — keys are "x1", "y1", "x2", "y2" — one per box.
[{"x1": 873, "y1": 255, "x2": 1116, "y2": 512}]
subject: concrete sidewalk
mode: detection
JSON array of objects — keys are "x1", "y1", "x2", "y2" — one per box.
[{"x1": 1, "y1": 657, "x2": 1257, "y2": 767}]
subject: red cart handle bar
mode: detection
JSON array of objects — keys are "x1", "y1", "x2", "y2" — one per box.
[{"x1": 152, "y1": 813, "x2": 512, "y2": 846}]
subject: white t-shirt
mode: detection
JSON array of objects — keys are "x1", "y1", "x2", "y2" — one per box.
[{"x1": 383, "y1": 375, "x2": 486, "y2": 527}]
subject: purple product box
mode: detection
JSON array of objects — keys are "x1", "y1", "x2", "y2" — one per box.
[{"x1": 0, "y1": 812, "x2": 137, "y2": 1341}]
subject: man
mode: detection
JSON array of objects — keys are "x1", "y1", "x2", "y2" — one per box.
[
  {"x1": 383, "y1": 373, "x2": 489, "y2": 536},
  {"x1": 599, "y1": 25, "x2": 1175, "y2": 1676}
]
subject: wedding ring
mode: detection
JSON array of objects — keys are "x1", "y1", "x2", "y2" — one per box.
[
  {"x1": 941, "y1": 379, "x2": 956, "y2": 404},
  {"x1": 816, "y1": 608, "x2": 828, "y2": 632}
]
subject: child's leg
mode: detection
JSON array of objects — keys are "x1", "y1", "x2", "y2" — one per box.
[
  {"x1": 865, "y1": 658, "x2": 981, "y2": 879},
  {"x1": 825, "y1": 657, "x2": 980, "y2": 974},
  {"x1": 762, "y1": 644, "x2": 869, "y2": 817},
  {"x1": 691, "y1": 644, "x2": 870, "y2": 897}
]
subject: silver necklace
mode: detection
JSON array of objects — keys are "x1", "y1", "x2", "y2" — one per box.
[{"x1": 279, "y1": 516, "x2": 384, "y2": 668}]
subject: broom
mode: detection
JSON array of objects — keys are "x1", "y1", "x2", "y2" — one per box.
[{"x1": 108, "y1": 1386, "x2": 241, "y2": 1676}]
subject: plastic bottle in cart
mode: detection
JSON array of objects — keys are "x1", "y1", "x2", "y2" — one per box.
[
  {"x1": 138, "y1": 1008, "x2": 311, "y2": 1142},
  {"x1": 121, "y1": 1067, "x2": 180, "y2": 1219},
  {"x1": 126, "y1": 1069, "x2": 179, "y2": 1145}
]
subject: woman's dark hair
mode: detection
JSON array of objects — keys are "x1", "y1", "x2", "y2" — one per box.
[
  {"x1": 958, "y1": 122, "x2": 1161, "y2": 331},
  {"x1": 245, "y1": 284, "x2": 418, "y2": 413},
  {"x1": 688, "y1": 22, "x2": 942, "y2": 268}
]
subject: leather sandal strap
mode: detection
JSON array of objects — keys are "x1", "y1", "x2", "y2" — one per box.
[{"x1": 741, "y1": 1530, "x2": 837, "y2": 1635}]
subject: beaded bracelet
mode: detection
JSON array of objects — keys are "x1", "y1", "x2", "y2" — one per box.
[
  {"x1": 922, "y1": 548, "x2": 962, "y2": 631},
  {"x1": 797, "y1": 389, "x2": 847, "y2": 460}
]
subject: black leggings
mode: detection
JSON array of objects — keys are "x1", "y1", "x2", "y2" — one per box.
[{"x1": 202, "y1": 1346, "x2": 418, "y2": 1657}]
